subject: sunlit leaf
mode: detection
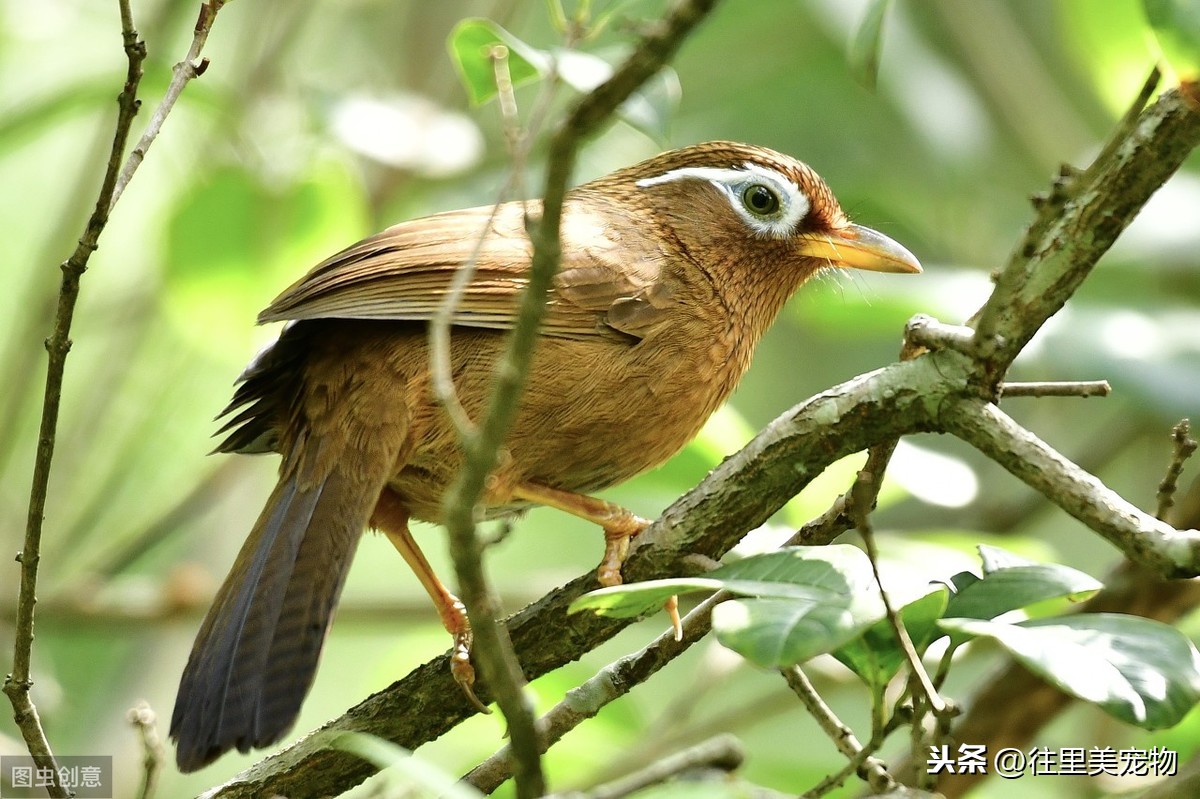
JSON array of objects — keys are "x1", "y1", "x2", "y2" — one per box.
[
  {"x1": 447, "y1": 18, "x2": 547, "y2": 105},
  {"x1": 570, "y1": 546, "x2": 873, "y2": 621},
  {"x1": 939, "y1": 615, "x2": 1200, "y2": 729},
  {"x1": 707, "y1": 547, "x2": 889, "y2": 667}
]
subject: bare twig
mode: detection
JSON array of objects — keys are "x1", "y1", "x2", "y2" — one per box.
[
  {"x1": 972, "y1": 71, "x2": 1194, "y2": 381},
  {"x1": 2, "y1": 4, "x2": 146, "y2": 794},
  {"x1": 999, "y1": 380, "x2": 1111, "y2": 398},
  {"x1": 128, "y1": 701, "x2": 165, "y2": 799},
  {"x1": 942, "y1": 398, "x2": 1200, "y2": 576},
  {"x1": 1157, "y1": 419, "x2": 1196, "y2": 521},
  {"x1": 109, "y1": 0, "x2": 228, "y2": 209},
  {"x1": 782, "y1": 666, "x2": 893, "y2": 797}
]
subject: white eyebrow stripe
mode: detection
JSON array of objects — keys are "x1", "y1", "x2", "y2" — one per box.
[{"x1": 635, "y1": 162, "x2": 808, "y2": 239}]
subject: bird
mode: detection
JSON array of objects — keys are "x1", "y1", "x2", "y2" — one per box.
[{"x1": 169, "y1": 141, "x2": 920, "y2": 771}]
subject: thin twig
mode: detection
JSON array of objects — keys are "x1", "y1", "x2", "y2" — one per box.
[
  {"x1": 109, "y1": 0, "x2": 228, "y2": 209},
  {"x1": 1157, "y1": 419, "x2": 1196, "y2": 521},
  {"x1": 463, "y1": 590, "x2": 726, "y2": 793},
  {"x1": 782, "y1": 666, "x2": 893, "y2": 797},
  {"x1": 942, "y1": 398, "x2": 1199, "y2": 576},
  {"x1": 441, "y1": 2, "x2": 721, "y2": 797},
  {"x1": 2, "y1": 4, "x2": 146, "y2": 794},
  {"x1": 127, "y1": 701, "x2": 165, "y2": 799},
  {"x1": 999, "y1": 380, "x2": 1111, "y2": 398},
  {"x1": 851, "y1": 475, "x2": 947, "y2": 718}
]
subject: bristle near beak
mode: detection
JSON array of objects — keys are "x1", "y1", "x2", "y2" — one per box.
[{"x1": 796, "y1": 223, "x2": 921, "y2": 274}]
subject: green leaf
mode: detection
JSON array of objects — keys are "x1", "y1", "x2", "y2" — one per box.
[
  {"x1": 570, "y1": 578, "x2": 741, "y2": 619},
  {"x1": 708, "y1": 545, "x2": 874, "y2": 588},
  {"x1": 1143, "y1": 0, "x2": 1200, "y2": 81},
  {"x1": 849, "y1": 0, "x2": 892, "y2": 90},
  {"x1": 714, "y1": 596, "x2": 879, "y2": 668},
  {"x1": 568, "y1": 576, "x2": 841, "y2": 620},
  {"x1": 616, "y1": 67, "x2": 681, "y2": 142},
  {"x1": 569, "y1": 546, "x2": 872, "y2": 620},
  {"x1": 447, "y1": 18, "x2": 547, "y2": 105},
  {"x1": 939, "y1": 615, "x2": 1200, "y2": 729},
  {"x1": 977, "y1": 543, "x2": 1038, "y2": 572},
  {"x1": 707, "y1": 546, "x2": 893, "y2": 667},
  {"x1": 944, "y1": 548, "x2": 1101, "y2": 620},
  {"x1": 833, "y1": 588, "x2": 949, "y2": 689}
]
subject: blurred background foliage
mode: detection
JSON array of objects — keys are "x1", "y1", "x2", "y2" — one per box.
[{"x1": 1, "y1": 0, "x2": 1198, "y2": 797}]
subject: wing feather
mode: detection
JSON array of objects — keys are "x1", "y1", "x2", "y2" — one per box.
[{"x1": 256, "y1": 193, "x2": 676, "y2": 341}]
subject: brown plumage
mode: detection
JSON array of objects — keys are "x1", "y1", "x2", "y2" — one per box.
[{"x1": 170, "y1": 141, "x2": 920, "y2": 771}]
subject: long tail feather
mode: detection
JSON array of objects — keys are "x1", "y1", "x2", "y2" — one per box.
[{"x1": 170, "y1": 468, "x2": 369, "y2": 772}]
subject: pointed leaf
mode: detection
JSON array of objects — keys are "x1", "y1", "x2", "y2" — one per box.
[
  {"x1": 939, "y1": 614, "x2": 1200, "y2": 729},
  {"x1": 977, "y1": 543, "x2": 1039, "y2": 573},
  {"x1": 570, "y1": 546, "x2": 875, "y2": 620},
  {"x1": 944, "y1": 562, "x2": 1101, "y2": 620},
  {"x1": 714, "y1": 594, "x2": 883, "y2": 668}
]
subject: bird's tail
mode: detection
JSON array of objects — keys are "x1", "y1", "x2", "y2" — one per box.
[{"x1": 169, "y1": 465, "x2": 376, "y2": 772}]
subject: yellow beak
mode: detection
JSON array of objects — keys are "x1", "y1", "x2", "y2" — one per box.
[{"x1": 796, "y1": 223, "x2": 922, "y2": 274}]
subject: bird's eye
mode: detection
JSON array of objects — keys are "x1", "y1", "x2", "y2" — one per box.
[{"x1": 741, "y1": 183, "x2": 781, "y2": 217}]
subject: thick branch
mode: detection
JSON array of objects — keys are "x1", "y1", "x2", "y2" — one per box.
[
  {"x1": 942, "y1": 398, "x2": 1200, "y2": 576},
  {"x1": 973, "y1": 86, "x2": 1200, "y2": 376}
]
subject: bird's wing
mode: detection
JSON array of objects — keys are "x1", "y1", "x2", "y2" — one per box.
[{"x1": 258, "y1": 195, "x2": 675, "y2": 341}]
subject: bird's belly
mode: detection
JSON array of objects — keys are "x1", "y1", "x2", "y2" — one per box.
[
  {"x1": 392, "y1": 327, "x2": 737, "y2": 522},
  {"x1": 501, "y1": 332, "x2": 735, "y2": 492}
]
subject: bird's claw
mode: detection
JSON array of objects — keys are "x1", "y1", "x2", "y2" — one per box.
[
  {"x1": 664, "y1": 594, "x2": 682, "y2": 641},
  {"x1": 451, "y1": 627, "x2": 491, "y2": 714},
  {"x1": 597, "y1": 515, "x2": 650, "y2": 587}
]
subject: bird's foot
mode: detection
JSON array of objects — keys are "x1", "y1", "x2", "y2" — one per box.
[
  {"x1": 596, "y1": 514, "x2": 650, "y2": 586},
  {"x1": 440, "y1": 596, "x2": 491, "y2": 714}
]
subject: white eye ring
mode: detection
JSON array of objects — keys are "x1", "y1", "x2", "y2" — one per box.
[{"x1": 636, "y1": 162, "x2": 809, "y2": 239}]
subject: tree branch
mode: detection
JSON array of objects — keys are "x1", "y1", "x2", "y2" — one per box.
[
  {"x1": 463, "y1": 591, "x2": 726, "y2": 794},
  {"x1": 941, "y1": 398, "x2": 1199, "y2": 575},
  {"x1": 3, "y1": 4, "x2": 145, "y2": 793}
]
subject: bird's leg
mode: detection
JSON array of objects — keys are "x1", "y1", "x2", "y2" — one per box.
[
  {"x1": 511, "y1": 482, "x2": 682, "y2": 639},
  {"x1": 511, "y1": 482, "x2": 648, "y2": 585},
  {"x1": 370, "y1": 488, "x2": 490, "y2": 713}
]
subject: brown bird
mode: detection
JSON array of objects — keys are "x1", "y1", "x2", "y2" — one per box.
[{"x1": 169, "y1": 141, "x2": 920, "y2": 771}]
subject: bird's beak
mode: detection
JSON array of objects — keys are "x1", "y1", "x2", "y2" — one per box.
[{"x1": 796, "y1": 223, "x2": 922, "y2": 274}]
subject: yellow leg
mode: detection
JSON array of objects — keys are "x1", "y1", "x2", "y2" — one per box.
[
  {"x1": 511, "y1": 482, "x2": 650, "y2": 586},
  {"x1": 511, "y1": 482, "x2": 681, "y2": 639},
  {"x1": 371, "y1": 489, "x2": 490, "y2": 713}
]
